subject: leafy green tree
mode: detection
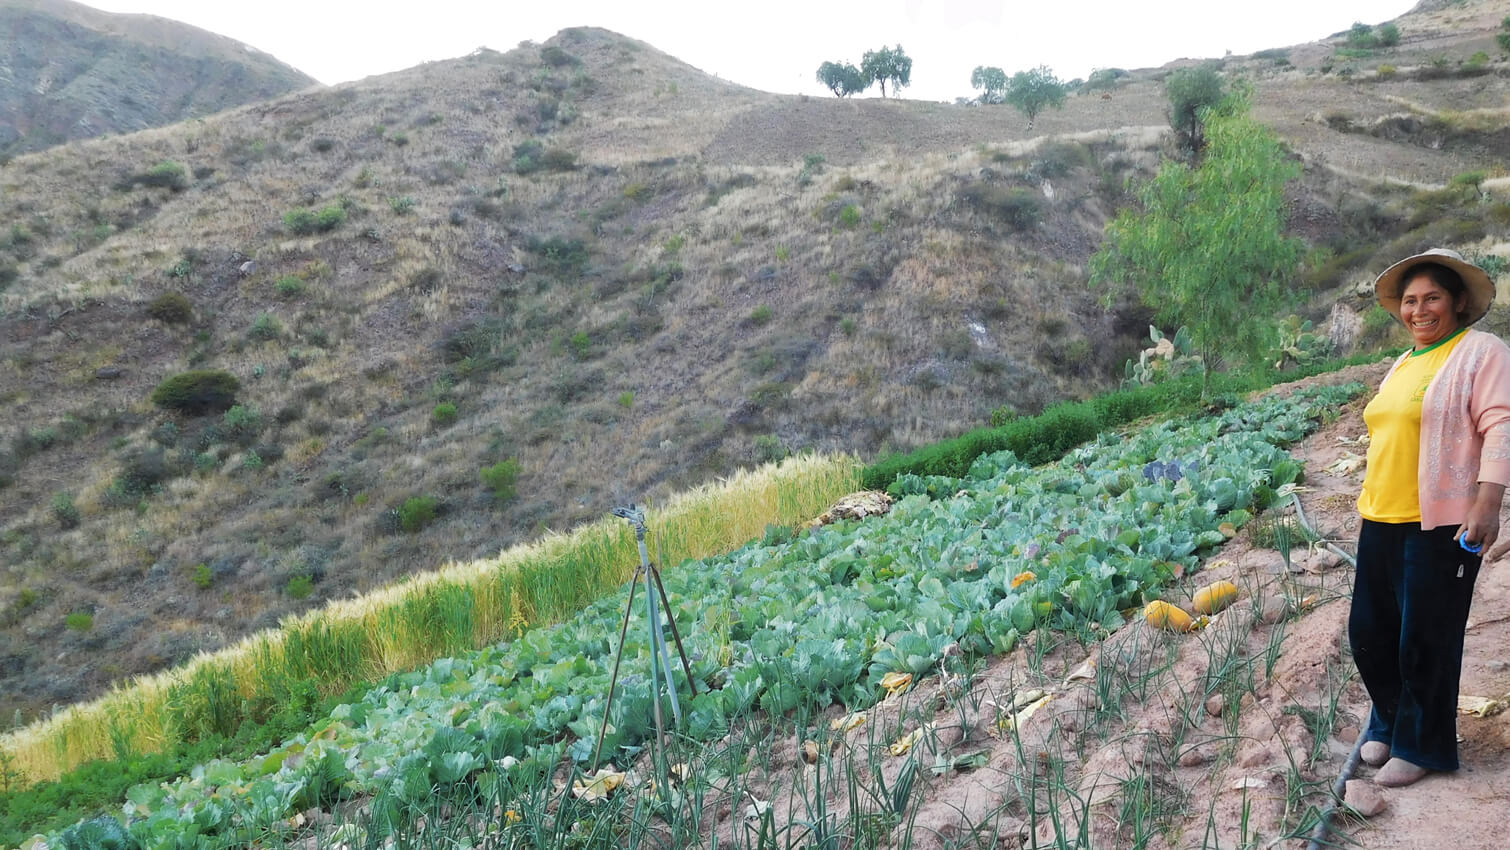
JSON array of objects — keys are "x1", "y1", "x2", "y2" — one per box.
[
  {"x1": 816, "y1": 61, "x2": 868, "y2": 97},
  {"x1": 1165, "y1": 65, "x2": 1225, "y2": 154},
  {"x1": 1377, "y1": 22, "x2": 1401, "y2": 47},
  {"x1": 1090, "y1": 96, "x2": 1304, "y2": 392},
  {"x1": 860, "y1": 45, "x2": 912, "y2": 97},
  {"x1": 971, "y1": 65, "x2": 1007, "y2": 104},
  {"x1": 1004, "y1": 66, "x2": 1067, "y2": 129}
]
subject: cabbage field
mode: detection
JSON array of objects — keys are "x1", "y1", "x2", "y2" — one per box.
[{"x1": 35, "y1": 382, "x2": 1364, "y2": 850}]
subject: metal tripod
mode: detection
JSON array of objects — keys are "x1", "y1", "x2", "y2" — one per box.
[{"x1": 590, "y1": 505, "x2": 698, "y2": 772}]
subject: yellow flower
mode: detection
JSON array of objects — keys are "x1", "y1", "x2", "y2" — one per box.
[
  {"x1": 504, "y1": 809, "x2": 522, "y2": 824},
  {"x1": 1011, "y1": 570, "x2": 1037, "y2": 589}
]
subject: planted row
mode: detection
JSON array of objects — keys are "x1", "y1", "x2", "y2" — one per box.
[{"x1": 46, "y1": 384, "x2": 1361, "y2": 849}]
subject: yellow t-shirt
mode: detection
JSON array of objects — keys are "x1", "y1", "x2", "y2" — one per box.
[{"x1": 1358, "y1": 327, "x2": 1468, "y2": 522}]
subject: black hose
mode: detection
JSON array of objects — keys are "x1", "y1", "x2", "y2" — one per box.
[{"x1": 1306, "y1": 727, "x2": 1367, "y2": 850}]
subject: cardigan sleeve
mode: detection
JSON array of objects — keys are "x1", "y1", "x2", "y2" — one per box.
[{"x1": 1469, "y1": 333, "x2": 1510, "y2": 485}]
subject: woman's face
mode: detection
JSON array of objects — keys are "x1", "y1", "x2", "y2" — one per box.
[{"x1": 1400, "y1": 274, "x2": 1463, "y2": 348}]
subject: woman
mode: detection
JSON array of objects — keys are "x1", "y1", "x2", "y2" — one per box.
[{"x1": 1352, "y1": 247, "x2": 1510, "y2": 787}]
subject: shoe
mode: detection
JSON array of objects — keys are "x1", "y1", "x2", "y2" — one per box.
[
  {"x1": 1375, "y1": 757, "x2": 1430, "y2": 787},
  {"x1": 1360, "y1": 741, "x2": 1390, "y2": 767}
]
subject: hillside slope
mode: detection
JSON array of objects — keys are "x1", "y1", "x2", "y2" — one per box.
[
  {"x1": 1, "y1": 2, "x2": 1510, "y2": 728},
  {"x1": 0, "y1": 0, "x2": 316, "y2": 157}
]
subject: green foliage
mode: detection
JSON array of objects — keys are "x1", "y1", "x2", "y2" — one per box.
[
  {"x1": 1347, "y1": 22, "x2": 1377, "y2": 48},
  {"x1": 191, "y1": 563, "x2": 212, "y2": 589},
  {"x1": 432, "y1": 402, "x2": 458, "y2": 426},
  {"x1": 1091, "y1": 99, "x2": 1303, "y2": 381},
  {"x1": 970, "y1": 65, "x2": 1008, "y2": 104},
  {"x1": 65, "y1": 611, "x2": 93, "y2": 632},
  {"x1": 1377, "y1": 22, "x2": 1400, "y2": 47},
  {"x1": 838, "y1": 204, "x2": 861, "y2": 228},
  {"x1": 479, "y1": 458, "x2": 521, "y2": 505},
  {"x1": 282, "y1": 204, "x2": 346, "y2": 235},
  {"x1": 248, "y1": 313, "x2": 283, "y2": 341},
  {"x1": 399, "y1": 496, "x2": 441, "y2": 533},
  {"x1": 617, "y1": 390, "x2": 635, "y2": 408},
  {"x1": 567, "y1": 331, "x2": 593, "y2": 360},
  {"x1": 749, "y1": 304, "x2": 774, "y2": 326},
  {"x1": 816, "y1": 61, "x2": 868, "y2": 97},
  {"x1": 1165, "y1": 65, "x2": 1226, "y2": 154},
  {"x1": 51, "y1": 491, "x2": 80, "y2": 529},
  {"x1": 753, "y1": 433, "x2": 788, "y2": 464},
  {"x1": 862, "y1": 363, "x2": 1354, "y2": 490},
  {"x1": 958, "y1": 183, "x2": 1042, "y2": 230},
  {"x1": 1083, "y1": 67, "x2": 1127, "y2": 92},
  {"x1": 285, "y1": 574, "x2": 315, "y2": 600},
  {"x1": 1004, "y1": 66, "x2": 1068, "y2": 127},
  {"x1": 274, "y1": 276, "x2": 306, "y2": 298},
  {"x1": 512, "y1": 140, "x2": 578, "y2": 174},
  {"x1": 1123, "y1": 326, "x2": 1203, "y2": 387},
  {"x1": 141, "y1": 160, "x2": 188, "y2": 191},
  {"x1": 146, "y1": 292, "x2": 193, "y2": 324},
  {"x1": 860, "y1": 45, "x2": 912, "y2": 97},
  {"x1": 388, "y1": 195, "x2": 416, "y2": 215},
  {"x1": 526, "y1": 235, "x2": 589, "y2": 277},
  {"x1": 149, "y1": 370, "x2": 240, "y2": 415}
]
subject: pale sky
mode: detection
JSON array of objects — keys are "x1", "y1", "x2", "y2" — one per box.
[{"x1": 81, "y1": 1, "x2": 1418, "y2": 102}]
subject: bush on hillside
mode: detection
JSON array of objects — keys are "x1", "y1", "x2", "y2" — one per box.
[
  {"x1": 146, "y1": 292, "x2": 193, "y2": 324},
  {"x1": 139, "y1": 160, "x2": 189, "y2": 191},
  {"x1": 282, "y1": 204, "x2": 346, "y2": 235},
  {"x1": 479, "y1": 458, "x2": 521, "y2": 505},
  {"x1": 958, "y1": 183, "x2": 1042, "y2": 231},
  {"x1": 149, "y1": 370, "x2": 241, "y2": 415},
  {"x1": 399, "y1": 496, "x2": 441, "y2": 533},
  {"x1": 512, "y1": 140, "x2": 578, "y2": 174}
]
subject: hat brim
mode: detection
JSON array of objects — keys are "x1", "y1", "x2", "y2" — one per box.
[{"x1": 1375, "y1": 250, "x2": 1496, "y2": 327}]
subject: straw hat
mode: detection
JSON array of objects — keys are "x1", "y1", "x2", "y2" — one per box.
[{"x1": 1374, "y1": 247, "x2": 1496, "y2": 327}]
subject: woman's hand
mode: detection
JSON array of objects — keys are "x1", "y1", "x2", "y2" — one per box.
[{"x1": 1460, "y1": 481, "x2": 1507, "y2": 556}]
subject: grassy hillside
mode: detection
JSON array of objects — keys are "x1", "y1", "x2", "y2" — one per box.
[
  {"x1": 3, "y1": 3, "x2": 1510, "y2": 732},
  {"x1": 0, "y1": 0, "x2": 316, "y2": 157}
]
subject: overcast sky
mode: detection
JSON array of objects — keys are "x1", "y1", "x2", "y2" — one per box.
[{"x1": 82, "y1": 1, "x2": 1419, "y2": 102}]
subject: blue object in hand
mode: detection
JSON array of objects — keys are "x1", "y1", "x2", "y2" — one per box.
[{"x1": 1459, "y1": 535, "x2": 1484, "y2": 554}]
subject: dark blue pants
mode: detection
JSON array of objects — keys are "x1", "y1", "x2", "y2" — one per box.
[{"x1": 1349, "y1": 519, "x2": 1480, "y2": 771}]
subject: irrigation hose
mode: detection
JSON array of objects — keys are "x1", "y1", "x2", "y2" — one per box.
[
  {"x1": 1289, "y1": 493, "x2": 1357, "y2": 568},
  {"x1": 1290, "y1": 490, "x2": 1369, "y2": 850}
]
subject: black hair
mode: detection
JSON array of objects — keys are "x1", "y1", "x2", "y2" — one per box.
[{"x1": 1400, "y1": 261, "x2": 1469, "y2": 321}]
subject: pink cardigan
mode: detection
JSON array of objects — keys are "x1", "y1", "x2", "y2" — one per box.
[{"x1": 1378, "y1": 329, "x2": 1510, "y2": 529}]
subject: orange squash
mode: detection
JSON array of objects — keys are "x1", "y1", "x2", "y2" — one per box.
[
  {"x1": 1144, "y1": 600, "x2": 1195, "y2": 632},
  {"x1": 1192, "y1": 580, "x2": 1239, "y2": 615}
]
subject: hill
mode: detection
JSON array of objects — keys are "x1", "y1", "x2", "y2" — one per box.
[
  {"x1": 2, "y1": 1, "x2": 1510, "y2": 730},
  {"x1": 0, "y1": 0, "x2": 316, "y2": 157}
]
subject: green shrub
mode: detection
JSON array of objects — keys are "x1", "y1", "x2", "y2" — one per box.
[
  {"x1": 149, "y1": 370, "x2": 240, "y2": 415},
  {"x1": 958, "y1": 183, "x2": 1042, "y2": 230},
  {"x1": 388, "y1": 195, "x2": 416, "y2": 215},
  {"x1": 274, "y1": 276, "x2": 306, "y2": 298},
  {"x1": 285, "y1": 574, "x2": 315, "y2": 600},
  {"x1": 568, "y1": 331, "x2": 593, "y2": 360},
  {"x1": 399, "y1": 496, "x2": 440, "y2": 532},
  {"x1": 1376, "y1": 64, "x2": 1396, "y2": 78},
  {"x1": 838, "y1": 204, "x2": 861, "y2": 228},
  {"x1": 617, "y1": 391, "x2": 635, "y2": 408},
  {"x1": 140, "y1": 160, "x2": 188, "y2": 191},
  {"x1": 51, "y1": 492, "x2": 79, "y2": 529},
  {"x1": 749, "y1": 304, "x2": 774, "y2": 326},
  {"x1": 479, "y1": 458, "x2": 521, "y2": 504},
  {"x1": 282, "y1": 204, "x2": 346, "y2": 235},
  {"x1": 191, "y1": 563, "x2": 212, "y2": 589},
  {"x1": 753, "y1": 434, "x2": 787, "y2": 464},
  {"x1": 432, "y1": 402, "x2": 458, "y2": 426},
  {"x1": 65, "y1": 612, "x2": 93, "y2": 631},
  {"x1": 513, "y1": 140, "x2": 578, "y2": 174},
  {"x1": 146, "y1": 292, "x2": 193, "y2": 324},
  {"x1": 1377, "y1": 23, "x2": 1400, "y2": 47},
  {"x1": 248, "y1": 313, "x2": 283, "y2": 341}
]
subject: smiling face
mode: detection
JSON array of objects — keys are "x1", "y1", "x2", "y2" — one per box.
[{"x1": 1399, "y1": 273, "x2": 1464, "y2": 349}]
